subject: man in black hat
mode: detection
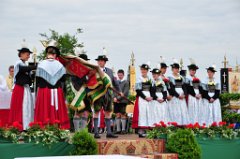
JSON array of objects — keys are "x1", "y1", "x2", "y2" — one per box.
[
  {"x1": 93, "y1": 55, "x2": 121, "y2": 138},
  {"x1": 71, "y1": 53, "x2": 92, "y2": 132}
]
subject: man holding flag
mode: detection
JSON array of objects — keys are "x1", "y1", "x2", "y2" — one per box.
[
  {"x1": 59, "y1": 50, "x2": 123, "y2": 138},
  {"x1": 93, "y1": 52, "x2": 122, "y2": 138}
]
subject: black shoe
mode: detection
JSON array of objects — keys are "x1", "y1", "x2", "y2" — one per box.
[
  {"x1": 138, "y1": 134, "x2": 146, "y2": 138},
  {"x1": 121, "y1": 130, "x2": 127, "y2": 134},
  {"x1": 94, "y1": 133, "x2": 101, "y2": 139},
  {"x1": 115, "y1": 131, "x2": 122, "y2": 134},
  {"x1": 106, "y1": 133, "x2": 118, "y2": 138}
]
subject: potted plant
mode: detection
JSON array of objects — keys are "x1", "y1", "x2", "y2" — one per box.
[
  {"x1": 71, "y1": 129, "x2": 98, "y2": 155},
  {"x1": 166, "y1": 128, "x2": 201, "y2": 159}
]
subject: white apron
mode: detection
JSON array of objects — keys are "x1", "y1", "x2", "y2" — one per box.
[{"x1": 168, "y1": 88, "x2": 190, "y2": 125}]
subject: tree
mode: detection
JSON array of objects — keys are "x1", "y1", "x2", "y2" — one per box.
[{"x1": 38, "y1": 28, "x2": 84, "y2": 60}]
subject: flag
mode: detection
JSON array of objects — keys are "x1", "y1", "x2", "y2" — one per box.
[{"x1": 58, "y1": 55, "x2": 112, "y2": 110}]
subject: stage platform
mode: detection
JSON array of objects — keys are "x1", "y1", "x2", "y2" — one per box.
[{"x1": 96, "y1": 134, "x2": 178, "y2": 159}]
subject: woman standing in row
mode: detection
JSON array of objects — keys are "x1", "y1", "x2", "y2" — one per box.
[
  {"x1": 186, "y1": 60, "x2": 204, "y2": 125},
  {"x1": 168, "y1": 62, "x2": 190, "y2": 125},
  {"x1": 202, "y1": 66, "x2": 222, "y2": 126},
  {"x1": 150, "y1": 68, "x2": 168, "y2": 125},
  {"x1": 132, "y1": 63, "x2": 152, "y2": 137}
]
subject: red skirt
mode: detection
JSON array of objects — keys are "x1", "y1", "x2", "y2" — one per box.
[
  {"x1": 8, "y1": 84, "x2": 24, "y2": 130},
  {"x1": 132, "y1": 97, "x2": 139, "y2": 129},
  {"x1": 132, "y1": 97, "x2": 149, "y2": 129},
  {"x1": 34, "y1": 87, "x2": 70, "y2": 129}
]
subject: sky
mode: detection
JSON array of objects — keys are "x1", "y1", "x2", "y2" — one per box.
[{"x1": 0, "y1": 0, "x2": 240, "y2": 80}]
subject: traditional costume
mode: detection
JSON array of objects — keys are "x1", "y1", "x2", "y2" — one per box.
[
  {"x1": 9, "y1": 46, "x2": 36, "y2": 130},
  {"x1": 132, "y1": 63, "x2": 152, "y2": 137},
  {"x1": 114, "y1": 69, "x2": 130, "y2": 134},
  {"x1": 93, "y1": 54, "x2": 121, "y2": 138},
  {"x1": 34, "y1": 41, "x2": 70, "y2": 129},
  {"x1": 186, "y1": 62, "x2": 204, "y2": 125},
  {"x1": 202, "y1": 66, "x2": 222, "y2": 126},
  {"x1": 150, "y1": 68, "x2": 168, "y2": 126},
  {"x1": 71, "y1": 53, "x2": 92, "y2": 131},
  {"x1": 168, "y1": 63, "x2": 190, "y2": 125}
]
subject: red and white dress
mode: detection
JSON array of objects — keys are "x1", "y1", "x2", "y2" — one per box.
[
  {"x1": 35, "y1": 59, "x2": 70, "y2": 129},
  {"x1": 9, "y1": 60, "x2": 35, "y2": 130},
  {"x1": 132, "y1": 76, "x2": 152, "y2": 129}
]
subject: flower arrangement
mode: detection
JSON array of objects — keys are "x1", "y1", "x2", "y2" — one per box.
[
  {"x1": 192, "y1": 77, "x2": 200, "y2": 83},
  {"x1": 163, "y1": 77, "x2": 170, "y2": 83},
  {"x1": 155, "y1": 80, "x2": 165, "y2": 87},
  {"x1": 22, "y1": 120, "x2": 70, "y2": 146},
  {"x1": 0, "y1": 121, "x2": 22, "y2": 143},
  {"x1": 147, "y1": 121, "x2": 239, "y2": 140},
  {"x1": 208, "y1": 81, "x2": 215, "y2": 86},
  {"x1": 0, "y1": 120, "x2": 70, "y2": 146},
  {"x1": 142, "y1": 77, "x2": 151, "y2": 83},
  {"x1": 174, "y1": 76, "x2": 182, "y2": 80}
]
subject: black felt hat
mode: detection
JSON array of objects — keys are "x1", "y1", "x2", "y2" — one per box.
[
  {"x1": 160, "y1": 62, "x2": 168, "y2": 68},
  {"x1": 45, "y1": 40, "x2": 60, "y2": 56},
  {"x1": 188, "y1": 64, "x2": 199, "y2": 70},
  {"x1": 140, "y1": 64, "x2": 150, "y2": 70},
  {"x1": 206, "y1": 67, "x2": 217, "y2": 72},
  {"x1": 79, "y1": 54, "x2": 90, "y2": 61},
  {"x1": 45, "y1": 46, "x2": 60, "y2": 56},
  {"x1": 18, "y1": 48, "x2": 33, "y2": 53},
  {"x1": 171, "y1": 63, "x2": 180, "y2": 69},
  {"x1": 95, "y1": 55, "x2": 108, "y2": 61},
  {"x1": 150, "y1": 68, "x2": 161, "y2": 74}
]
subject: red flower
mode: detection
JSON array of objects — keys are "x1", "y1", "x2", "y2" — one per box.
[
  {"x1": 218, "y1": 121, "x2": 226, "y2": 126},
  {"x1": 193, "y1": 122, "x2": 200, "y2": 128},
  {"x1": 211, "y1": 122, "x2": 218, "y2": 127},
  {"x1": 154, "y1": 123, "x2": 161, "y2": 127},
  {"x1": 12, "y1": 121, "x2": 22, "y2": 130},
  {"x1": 192, "y1": 78, "x2": 200, "y2": 83},
  {"x1": 228, "y1": 124, "x2": 235, "y2": 129},
  {"x1": 54, "y1": 120, "x2": 60, "y2": 124},
  {"x1": 163, "y1": 77, "x2": 170, "y2": 83},
  {"x1": 0, "y1": 120, "x2": 2, "y2": 128},
  {"x1": 29, "y1": 122, "x2": 36, "y2": 127},
  {"x1": 171, "y1": 122, "x2": 178, "y2": 127},
  {"x1": 186, "y1": 124, "x2": 193, "y2": 129}
]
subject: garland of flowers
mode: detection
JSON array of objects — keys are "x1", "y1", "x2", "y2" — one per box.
[
  {"x1": 147, "y1": 121, "x2": 238, "y2": 140},
  {"x1": 0, "y1": 121, "x2": 70, "y2": 146}
]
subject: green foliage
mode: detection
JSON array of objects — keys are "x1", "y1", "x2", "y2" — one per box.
[
  {"x1": 222, "y1": 111, "x2": 240, "y2": 123},
  {"x1": 71, "y1": 129, "x2": 98, "y2": 155},
  {"x1": 38, "y1": 28, "x2": 84, "y2": 60},
  {"x1": 166, "y1": 129, "x2": 201, "y2": 159},
  {"x1": 128, "y1": 95, "x2": 136, "y2": 101},
  {"x1": 220, "y1": 93, "x2": 240, "y2": 106},
  {"x1": 220, "y1": 93, "x2": 240, "y2": 123}
]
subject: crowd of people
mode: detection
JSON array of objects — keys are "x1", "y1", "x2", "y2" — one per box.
[{"x1": 0, "y1": 41, "x2": 222, "y2": 139}]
